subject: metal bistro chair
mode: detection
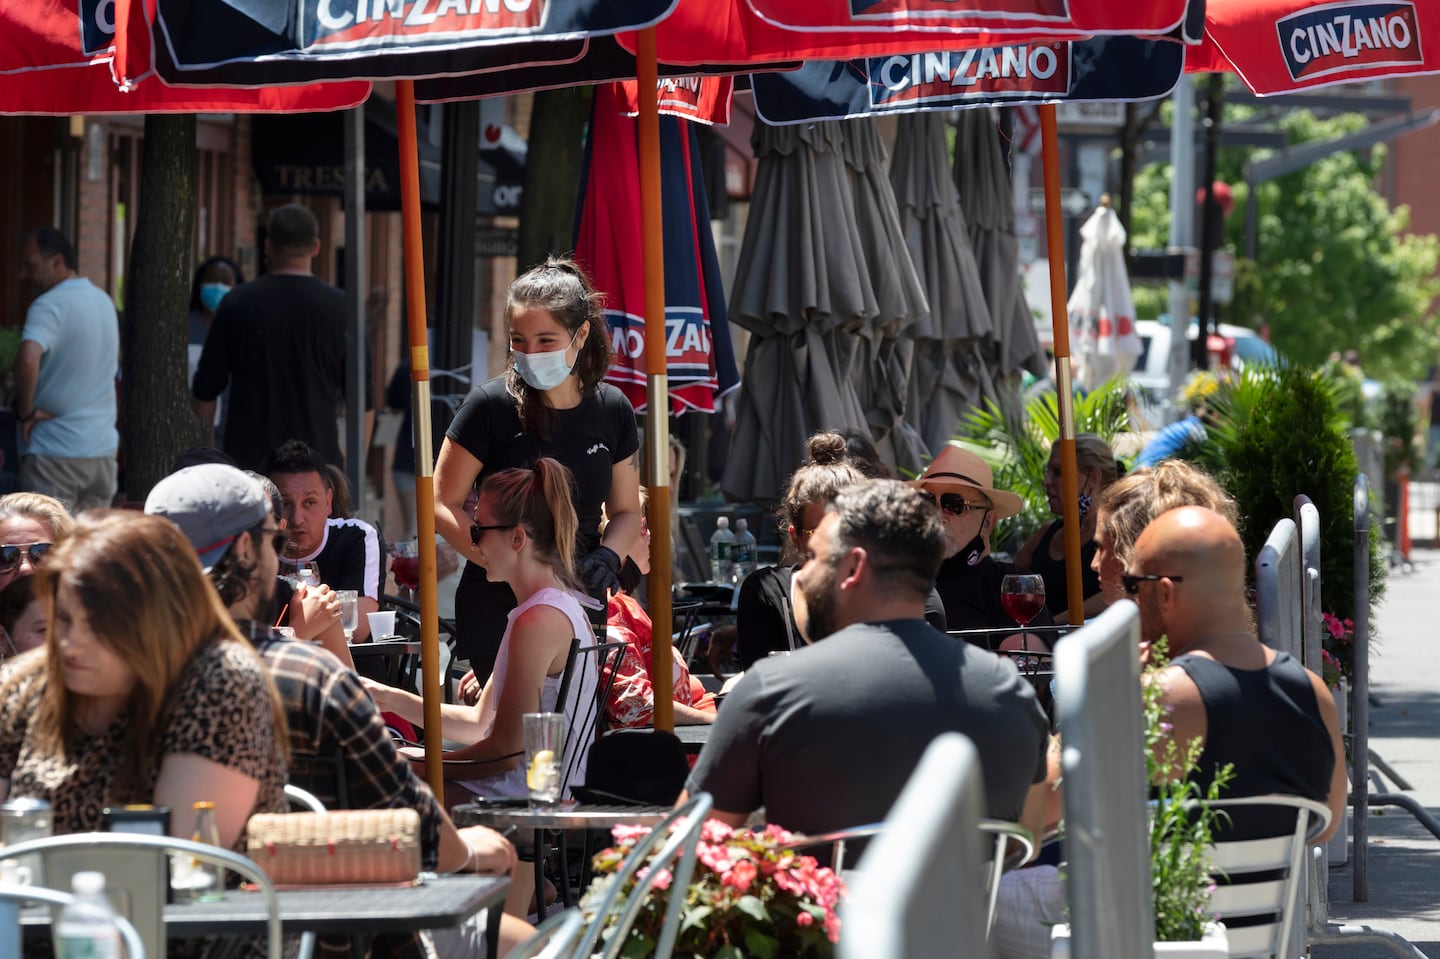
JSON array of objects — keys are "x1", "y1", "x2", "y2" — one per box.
[
  {"x1": 2, "y1": 881, "x2": 147, "y2": 958},
  {"x1": 573, "y1": 793, "x2": 714, "y2": 959},
  {"x1": 380, "y1": 592, "x2": 458, "y2": 699},
  {"x1": 839, "y1": 733, "x2": 989, "y2": 959},
  {"x1": 782, "y1": 817, "x2": 1033, "y2": 935},
  {"x1": 502, "y1": 908, "x2": 587, "y2": 959},
  {"x1": 1204, "y1": 796, "x2": 1332, "y2": 959},
  {"x1": 1, "y1": 832, "x2": 284, "y2": 959}
]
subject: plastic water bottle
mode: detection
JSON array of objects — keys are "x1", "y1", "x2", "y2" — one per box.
[
  {"x1": 732, "y1": 518, "x2": 758, "y2": 583},
  {"x1": 54, "y1": 871, "x2": 121, "y2": 959},
  {"x1": 709, "y1": 517, "x2": 735, "y2": 583}
]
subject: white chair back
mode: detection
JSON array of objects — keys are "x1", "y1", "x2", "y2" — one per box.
[
  {"x1": 1053, "y1": 601, "x2": 1156, "y2": 959},
  {"x1": 284, "y1": 783, "x2": 328, "y2": 813},
  {"x1": 1255, "y1": 518, "x2": 1303, "y2": 661},
  {"x1": 1204, "y1": 796, "x2": 1332, "y2": 959},
  {"x1": 840, "y1": 733, "x2": 989, "y2": 959},
  {"x1": 1, "y1": 833, "x2": 283, "y2": 959},
  {"x1": 0, "y1": 881, "x2": 147, "y2": 959},
  {"x1": 980, "y1": 819, "x2": 1035, "y2": 933},
  {"x1": 1294, "y1": 495, "x2": 1323, "y2": 673}
]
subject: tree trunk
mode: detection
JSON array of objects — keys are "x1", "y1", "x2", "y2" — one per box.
[
  {"x1": 517, "y1": 87, "x2": 591, "y2": 272},
  {"x1": 122, "y1": 114, "x2": 202, "y2": 502}
]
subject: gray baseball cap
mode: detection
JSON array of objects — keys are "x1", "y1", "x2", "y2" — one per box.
[{"x1": 144, "y1": 464, "x2": 270, "y2": 572}]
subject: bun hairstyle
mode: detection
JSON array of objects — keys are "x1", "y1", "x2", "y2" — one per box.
[
  {"x1": 505, "y1": 256, "x2": 612, "y2": 437},
  {"x1": 1096, "y1": 459, "x2": 1239, "y2": 569},
  {"x1": 480, "y1": 458, "x2": 584, "y2": 592},
  {"x1": 778, "y1": 432, "x2": 865, "y2": 542},
  {"x1": 1070, "y1": 433, "x2": 1121, "y2": 489}
]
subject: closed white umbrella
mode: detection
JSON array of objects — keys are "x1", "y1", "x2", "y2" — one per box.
[{"x1": 1069, "y1": 198, "x2": 1141, "y2": 392}]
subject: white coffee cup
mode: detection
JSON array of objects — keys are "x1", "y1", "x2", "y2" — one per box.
[{"x1": 367, "y1": 611, "x2": 397, "y2": 638}]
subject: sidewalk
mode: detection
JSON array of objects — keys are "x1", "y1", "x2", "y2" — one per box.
[{"x1": 1318, "y1": 547, "x2": 1440, "y2": 957}]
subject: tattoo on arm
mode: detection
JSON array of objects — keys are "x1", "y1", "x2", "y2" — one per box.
[{"x1": 628, "y1": 453, "x2": 640, "y2": 471}]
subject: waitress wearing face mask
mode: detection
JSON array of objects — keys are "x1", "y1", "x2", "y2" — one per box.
[
  {"x1": 435, "y1": 257, "x2": 642, "y2": 686},
  {"x1": 187, "y1": 255, "x2": 243, "y2": 441},
  {"x1": 1014, "y1": 433, "x2": 1123, "y2": 624}
]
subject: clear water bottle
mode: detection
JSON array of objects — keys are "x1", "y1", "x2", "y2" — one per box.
[
  {"x1": 174, "y1": 801, "x2": 224, "y2": 902},
  {"x1": 732, "y1": 518, "x2": 758, "y2": 583},
  {"x1": 709, "y1": 517, "x2": 735, "y2": 583},
  {"x1": 55, "y1": 871, "x2": 121, "y2": 959}
]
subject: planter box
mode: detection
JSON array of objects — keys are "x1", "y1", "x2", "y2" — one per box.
[{"x1": 1050, "y1": 921, "x2": 1228, "y2": 959}]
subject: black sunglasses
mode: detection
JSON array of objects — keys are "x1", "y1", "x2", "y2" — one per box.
[
  {"x1": 0, "y1": 542, "x2": 51, "y2": 574},
  {"x1": 917, "y1": 491, "x2": 989, "y2": 518},
  {"x1": 471, "y1": 523, "x2": 515, "y2": 545},
  {"x1": 1121, "y1": 573, "x2": 1185, "y2": 596},
  {"x1": 260, "y1": 527, "x2": 289, "y2": 554}
]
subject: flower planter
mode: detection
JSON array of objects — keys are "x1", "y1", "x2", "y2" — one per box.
[{"x1": 1049, "y1": 921, "x2": 1228, "y2": 959}]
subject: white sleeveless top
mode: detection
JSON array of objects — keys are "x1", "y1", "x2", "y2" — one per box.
[{"x1": 460, "y1": 587, "x2": 598, "y2": 798}]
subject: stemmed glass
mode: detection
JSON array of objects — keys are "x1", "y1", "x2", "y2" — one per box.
[
  {"x1": 1000, "y1": 573, "x2": 1046, "y2": 654},
  {"x1": 390, "y1": 540, "x2": 420, "y2": 602}
]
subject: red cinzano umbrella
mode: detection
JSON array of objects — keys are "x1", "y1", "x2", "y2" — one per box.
[{"x1": 1188, "y1": 0, "x2": 1439, "y2": 94}]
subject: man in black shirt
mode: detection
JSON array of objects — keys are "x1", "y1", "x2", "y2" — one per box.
[
  {"x1": 910, "y1": 445, "x2": 1054, "y2": 643},
  {"x1": 192, "y1": 203, "x2": 371, "y2": 471}
]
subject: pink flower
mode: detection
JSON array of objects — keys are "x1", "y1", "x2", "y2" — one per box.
[
  {"x1": 796, "y1": 911, "x2": 814, "y2": 928},
  {"x1": 611, "y1": 823, "x2": 652, "y2": 844},
  {"x1": 723, "y1": 859, "x2": 758, "y2": 894},
  {"x1": 636, "y1": 866, "x2": 672, "y2": 891},
  {"x1": 701, "y1": 819, "x2": 734, "y2": 844}
]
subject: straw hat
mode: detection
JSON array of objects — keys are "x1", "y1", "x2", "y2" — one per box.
[{"x1": 909, "y1": 445, "x2": 1024, "y2": 519}]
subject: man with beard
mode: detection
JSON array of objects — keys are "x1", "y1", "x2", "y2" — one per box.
[
  {"x1": 145, "y1": 464, "x2": 532, "y2": 957},
  {"x1": 679, "y1": 480, "x2": 1050, "y2": 839},
  {"x1": 912, "y1": 445, "x2": 1054, "y2": 643}
]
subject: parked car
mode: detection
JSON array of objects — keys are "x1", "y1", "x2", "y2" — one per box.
[{"x1": 1129, "y1": 319, "x2": 1280, "y2": 427}]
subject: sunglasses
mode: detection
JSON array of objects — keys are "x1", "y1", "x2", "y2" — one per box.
[
  {"x1": 0, "y1": 542, "x2": 51, "y2": 574},
  {"x1": 1121, "y1": 573, "x2": 1185, "y2": 596},
  {"x1": 471, "y1": 523, "x2": 516, "y2": 545},
  {"x1": 917, "y1": 491, "x2": 990, "y2": 517}
]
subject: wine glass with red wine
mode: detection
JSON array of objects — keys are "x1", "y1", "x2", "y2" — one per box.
[{"x1": 1000, "y1": 573, "x2": 1046, "y2": 628}]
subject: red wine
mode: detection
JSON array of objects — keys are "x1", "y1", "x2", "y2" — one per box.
[
  {"x1": 391, "y1": 555, "x2": 421, "y2": 590},
  {"x1": 1001, "y1": 592, "x2": 1046, "y2": 626}
]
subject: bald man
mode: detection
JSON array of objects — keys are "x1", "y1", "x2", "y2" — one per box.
[{"x1": 1132, "y1": 506, "x2": 1345, "y2": 840}]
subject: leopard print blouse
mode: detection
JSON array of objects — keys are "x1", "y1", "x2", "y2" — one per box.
[{"x1": 0, "y1": 641, "x2": 287, "y2": 850}]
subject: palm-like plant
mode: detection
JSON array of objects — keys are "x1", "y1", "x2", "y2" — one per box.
[{"x1": 954, "y1": 379, "x2": 1134, "y2": 554}]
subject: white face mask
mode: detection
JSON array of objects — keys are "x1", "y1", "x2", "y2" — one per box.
[{"x1": 512, "y1": 331, "x2": 579, "y2": 392}]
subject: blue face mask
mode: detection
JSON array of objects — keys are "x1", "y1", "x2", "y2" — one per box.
[
  {"x1": 199, "y1": 283, "x2": 232, "y2": 313},
  {"x1": 512, "y1": 331, "x2": 579, "y2": 392}
]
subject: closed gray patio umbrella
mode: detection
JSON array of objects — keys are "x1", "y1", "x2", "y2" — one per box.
[
  {"x1": 722, "y1": 121, "x2": 872, "y2": 505},
  {"x1": 891, "y1": 111, "x2": 1001, "y2": 453}
]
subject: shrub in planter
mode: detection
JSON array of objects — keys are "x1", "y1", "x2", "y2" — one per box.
[{"x1": 1198, "y1": 365, "x2": 1385, "y2": 680}]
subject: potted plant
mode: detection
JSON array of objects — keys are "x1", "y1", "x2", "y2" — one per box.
[{"x1": 582, "y1": 819, "x2": 845, "y2": 958}]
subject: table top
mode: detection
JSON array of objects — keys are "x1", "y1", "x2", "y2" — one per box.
[
  {"x1": 453, "y1": 802, "x2": 671, "y2": 831},
  {"x1": 667, "y1": 724, "x2": 710, "y2": 745},
  {"x1": 23, "y1": 874, "x2": 507, "y2": 937},
  {"x1": 348, "y1": 637, "x2": 423, "y2": 656}
]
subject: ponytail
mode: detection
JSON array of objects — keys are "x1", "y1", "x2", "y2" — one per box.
[{"x1": 479, "y1": 458, "x2": 583, "y2": 592}]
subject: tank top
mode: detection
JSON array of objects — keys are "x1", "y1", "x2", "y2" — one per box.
[
  {"x1": 460, "y1": 587, "x2": 598, "y2": 798},
  {"x1": 1171, "y1": 651, "x2": 1334, "y2": 839},
  {"x1": 1029, "y1": 521, "x2": 1099, "y2": 616}
]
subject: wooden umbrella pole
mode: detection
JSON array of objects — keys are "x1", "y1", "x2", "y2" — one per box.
[
  {"x1": 1039, "y1": 105, "x2": 1084, "y2": 627},
  {"x1": 396, "y1": 80, "x2": 445, "y2": 796},
  {"x1": 637, "y1": 28, "x2": 674, "y2": 732}
]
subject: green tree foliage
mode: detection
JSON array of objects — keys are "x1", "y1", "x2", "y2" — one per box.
[{"x1": 1129, "y1": 108, "x2": 1440, "y2": 379}]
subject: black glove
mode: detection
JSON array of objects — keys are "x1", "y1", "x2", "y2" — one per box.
[{"x1": 577, "y1": 545, "x2": 623, "y2": 596}]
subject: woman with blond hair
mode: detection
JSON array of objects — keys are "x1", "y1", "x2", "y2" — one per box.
[
  {"x1": 1091, "y1": 458, "x2": 1240, "y2": 606},
  {"x1": 1015, "y1": 434, "x2": 1123, "y2": 622},
  {"x1": 0, "y1": 511, "x2": 288, "y2": 848},
  {"x1": 370, "y1": 458, "x2": 598, "y2": 802}
]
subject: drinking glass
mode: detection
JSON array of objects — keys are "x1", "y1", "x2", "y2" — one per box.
[
  {"x1": 1001, "y1": 573, "x2": 1046, "y2": 657},
  {"x1": 336, "y1": 590, "x2": 359, "y2": 643},
  {"x1": 391, "y1": 540, "x2": 420, "y2": 601},
  {"x1": 523, "y1": 712, "x2": 564, "y2": 807},
  {"x1": 295, "y1": 561, "x2": 322, "y2": 588}
]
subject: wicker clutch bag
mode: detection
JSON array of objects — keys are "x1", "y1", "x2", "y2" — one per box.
[{"x1": 246, "y1": 809, "x2": 421, "y2": 886}]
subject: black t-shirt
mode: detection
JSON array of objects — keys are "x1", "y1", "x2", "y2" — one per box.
[
  {"x1": 446, "y1": 376, "x2": 639, "y2": 668},
  {"x1": 192, "y1": 273, "x2": 372, "y2": 471},
  {"x1": 281, "y1": 518, "x2": 383, "y2": 600},
  {"x1": 1029, "y1": 520, "x2": 1101, "y2": 616},
  {"x1": 936, "y1": 553, "x2": 1055, "y2": 644}
]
